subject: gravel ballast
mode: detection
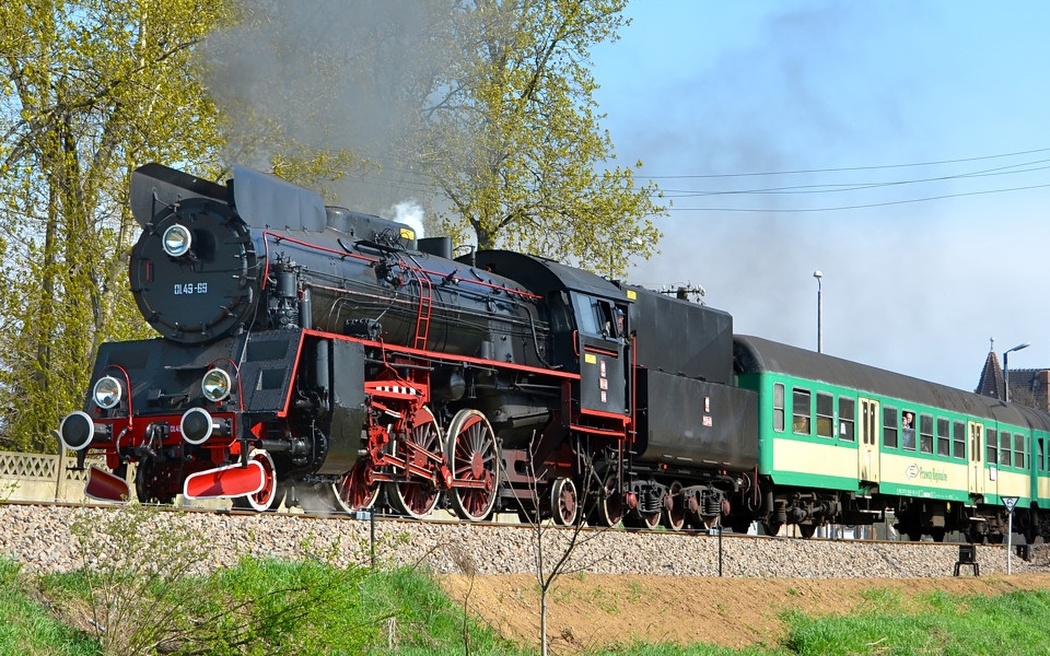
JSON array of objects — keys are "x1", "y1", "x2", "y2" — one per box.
[{"x1": 0, "y1": 504, "x2": 1041, "y2": 578}]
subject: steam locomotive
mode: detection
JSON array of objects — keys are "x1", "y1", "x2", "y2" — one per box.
[{"x1": 58, "y1": 163, "x2": 1050, "y2": 543}]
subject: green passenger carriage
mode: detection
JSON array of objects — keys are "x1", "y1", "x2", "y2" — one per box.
[{"x1": 734, "y1": 335, "x2": 1050, "y2": 543}]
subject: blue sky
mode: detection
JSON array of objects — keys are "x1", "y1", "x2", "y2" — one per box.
[{"x1": 589, "y1": 1, "x2": 1050, "y2": 392}]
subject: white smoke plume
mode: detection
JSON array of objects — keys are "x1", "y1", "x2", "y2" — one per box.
[{"x1": 389, "y1": 200, "x2": 425, "y2": 239}]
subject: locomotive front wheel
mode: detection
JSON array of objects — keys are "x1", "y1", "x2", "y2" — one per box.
[
  {"x1": 334, "y1": 457, "x2": 381, "y2": 514},
  {"x1": 134, "y1": 460, "x2": 176, "y2": 505},
  {"x1": 550, "y1": 477, "x2": 579, "y2": 526},
  {"x1": 446, "y1": 409, "x2": 501, "y2": 522},
  {"x1": 232, "y1": 449, "x2": 278, "y2": 512},
  {"x1": 387, "y1": 406, "x2": 443, "y2": 519}
]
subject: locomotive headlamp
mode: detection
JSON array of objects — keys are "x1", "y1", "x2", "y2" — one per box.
[
  {"x1": 162, "y1": 224, "x2": 193, "y2": 257},
  {"x1": 202, "y1": 368, "x2": 232, "y2": 402},
  {"x1": 92, "y1": 376, "x2": 123, "y2": 409}
]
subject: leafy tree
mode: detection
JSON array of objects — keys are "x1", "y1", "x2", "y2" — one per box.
[
  {"x1": 420, "y1": 0, "x2": 665, "y2": 274},
  {"x1": 0, "y1": 0, "x2": 231, "y2": 451}
]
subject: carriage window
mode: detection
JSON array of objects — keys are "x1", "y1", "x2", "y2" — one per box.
[
  {"x1": 1039, "y1": 438, "x2": 1046, "y2": 472},
  {"x1": 816, "y1": 392, "x2": 834, "y2": 438},
  {"x1": 987, "y1": 429, "x2": 998, "y2": 464},
  {"x1": 773, "y1": 383, "x2": 785, "y2": 432},
  {"x1": 953, "y1": 421, "x2": 966, "y2": 459},
  {"x1": 883, "y1": 407, "x2": 898, "y2": 448},
  {"x1": 838, "y1": 397, "x2": 855, "y2": 441},
  {"x1": 919, "y1": 414, "x2": 933, "y2": 454},
  {"x1": 792, "y1": 388, "x2": 811, "y2": 435},
  {"x1": 999, "y1": 432, "x2": 1011, "y2": 467},
  {"x1": 901, "y1": 409, "x2": 916, "y2": 450},
  {"x1": 936, "y1": 418, "x2": 950, "y2": 457},
  {"x1": 1014, "y1": 433, "x2": 1026, "y2": 469}
]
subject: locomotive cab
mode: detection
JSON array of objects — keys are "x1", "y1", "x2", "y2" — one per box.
[{"x1": 463, "y1": 251, "x2": 633, "y2": 418}]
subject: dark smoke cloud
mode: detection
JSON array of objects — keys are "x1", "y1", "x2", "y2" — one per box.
[{"x1": 200, "y1": 0, "x2": 453, "y2": 216}]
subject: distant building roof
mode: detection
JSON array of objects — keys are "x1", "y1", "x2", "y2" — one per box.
[{"x1": 975, "y1": 348, "x2": 1005, "y2": 401}]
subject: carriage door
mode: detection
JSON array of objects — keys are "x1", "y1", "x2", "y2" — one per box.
[
  {"x1": 968, "y1": 421, "x2": 985, "y2": 497},
  {"x1": 859, "y1": 398, "x2": 881, "y2": 483},
  {"x1": 573, "y1": 293, "x2": 626, "y2": 415}
]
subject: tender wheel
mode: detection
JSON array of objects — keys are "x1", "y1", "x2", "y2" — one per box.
[
  {"x1": 662, "y1": 480, "x2": 686, "y2": 531},
  {"x1": 387, "y1": 406, "x2": 443, "y2": 519},
  {"x1": 231, "y1": 449, "x2": 278, "y2": 512},
  {"x1": 446, "y1": 409, "x2": 500, "y2": 522},
  {"x1": 334, "y1": 458, "x2": 381, "y2": 514},
  {"x1": 550, "y1": 477, "x2": 579, "y2": 526},
  {"x1": 636, "y1": 509, "x2": 661, "y2": 530},
  {"x1": 598, "y1": 474, "x2": 624, "y2": 527}
]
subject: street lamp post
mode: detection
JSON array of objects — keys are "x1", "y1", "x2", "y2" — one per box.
[
  {"x1": 813, "y1": 271, "x2": 823, "y2": 353},
  {"x1": 1003, "y1": 342, "x2": 1030, "y2": 403}
]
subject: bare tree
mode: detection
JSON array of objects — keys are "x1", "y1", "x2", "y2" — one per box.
[{"x1": 512, "y1": 436, "x2": 617, "y2": 656}]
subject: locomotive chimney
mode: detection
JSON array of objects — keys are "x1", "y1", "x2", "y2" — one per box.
[{"x1": 418, "y1": 237, "x2": 453, "y2": 259}]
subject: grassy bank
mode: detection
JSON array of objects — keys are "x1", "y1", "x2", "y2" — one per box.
[{"x1": 3, "y1": 556, "x2": 1050, "y2": 655}]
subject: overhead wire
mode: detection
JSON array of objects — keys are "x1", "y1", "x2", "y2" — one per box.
[{"x1": 332, "y1": 146, "x2": 1050, "y2": 215}]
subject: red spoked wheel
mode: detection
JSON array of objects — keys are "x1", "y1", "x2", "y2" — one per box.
[
  {"x1": 446, "y1": 409, "x2": 500, "y2": 522},
  {"x1": 232, "y1": 449, "x2": 278, "y2": 512},
  {"x1": 550, "y1": 477, "x2": 579, "y2": 526},
  {"x1": 334, "y1": 457, "x2": 381, "y2": 514},
  {"x1": 387, "y1": 406, "x2": 443, "y2": 519}
]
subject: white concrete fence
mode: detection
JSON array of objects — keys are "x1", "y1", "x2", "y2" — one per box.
[{"x1": 0, "y1": 449, "x2": 105, "y2": 504}]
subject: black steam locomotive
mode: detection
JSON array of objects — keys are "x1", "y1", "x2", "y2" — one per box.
[{"x1": 58, "y1": 163, "x2": 757, "y2": 527}]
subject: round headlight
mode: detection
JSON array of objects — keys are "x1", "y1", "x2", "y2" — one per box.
[
  {"x1": 162, "y1": 224, "x2": 192, "y2": 257},
  {"x1": 202, "y1": 368, "x2": 232, "y2": 402},
  {"x1": 93, "y1": 376, "x2": 123, "y2": 409}
]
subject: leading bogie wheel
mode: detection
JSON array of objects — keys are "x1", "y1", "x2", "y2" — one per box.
[
  {"x1": 446, "y1": 409, "x2": 501, "y2": 522},
  {"x1": 231, "y1": 449, "x2": 278, "y2": 512}
]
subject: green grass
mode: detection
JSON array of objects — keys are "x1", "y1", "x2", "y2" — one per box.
[
  {"x1": 5, "y1": 555, "x2": 1050, "y2": 656},
  {"x1": 0, "y1": 559, "x2": 98, "y2": 655}
]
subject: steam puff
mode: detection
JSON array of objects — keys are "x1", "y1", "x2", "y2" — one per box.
[{"x1": 390, "y1": 200, "x2": 425, "y2": 239}]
